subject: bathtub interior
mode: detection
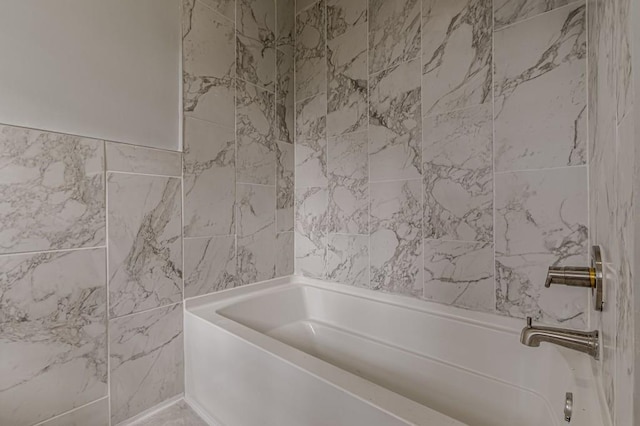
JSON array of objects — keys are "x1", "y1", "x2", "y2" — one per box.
[{"x1": 197, "y1": 280, "x2": 604, "y2": 426}]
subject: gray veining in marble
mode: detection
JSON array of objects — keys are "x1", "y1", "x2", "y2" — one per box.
[
  {"x1": 328, "y1": 131, "x2": 369, "y2": 234},
  {"x1": 276, "y1": 50, "x2": 294, "y2": 144},
  {"x1": 493, "y1": 0, "x2": 571, "y2": 29},
  {"x1": 296, "y1": 95, "x2": 328, "y2": 187},
  {"x1": 184, "y1": 235, "x2": 236, "y2": 298},
  {"x1": 237, "y1": 184, "x2": 276, "y2": 284},
  {"x1": 421, "y1": 0, "x2": 492, "y2": 116},
  {"x1": 295, "y1": 0, "x2": 326, "y2": 100},
  {"x1": 37, "y1": 398, "x2": 109, "y2": 426},
  {"x1": 237, "y1": 0, "x2": 276, "y2": 91},
  {"x1": 277, "y1": 0, "x2": 294, "y2": 51},
  {"x1": 276, "y1": 231, "x2": 295, "y2": 276},
  {"x1": 327, "y1": 0, "x2": 366, "y2": 40},
  {"x1": 277, "y1": 141, "x2": 295, "y2": 232},
  {"x1": 422, "y1": 104, "x2": 493, "y2": 242},
  {"x1": 109, "y1": 304, "x2": 184, "y2": 424},
  {"x1": 295, "y1": 186, "x2": 328, "y2": 278},
  {"x1": 183, "y1": 118, "x2": 236, "y2": 238},
  {"x1": 183, "y1": 0, "x2": 235, "y2": 127},
  {"x1": 135, "y1": 400, "x2": 207, "y2": 426},
  {"x1": 327, "y1": 234, "x2": 369, "y2": 288},
  {"x1": 236, "y1": 80, "x2": 276, "y2": 185},
  {"x1": 108, "y1": 174, "x2": 182, "y2": 318},
  {"x1": 494, "y1": 4, "x2": 586, "y2": 172},
  {"x1": 196, "y1": 0, "x2": 235, "y2": 21},
  {"x1": 369, "y1": 58, "x2": 422, "y2": 181},
  {"x1": 0, "y1": 249, "x2": 107, "y2": 426},
  {"x1": 495, "y1": 167, "x2": 588, "y2": 328},
  {"x1": 368, "y1": 0, "x2": 421, "y2": 74},
  {"x1": 423, "y1": 240, "x2": 494, "y2": 312},
  {"x1": 370, "y1": 179, "x2": 423, "y2": 297},
  {"x1": 0, "y1": 125, "x2": 105, "y2": 254},
  {"x1": 106, "y1": 142, "x2": 182, "y2": 177}
]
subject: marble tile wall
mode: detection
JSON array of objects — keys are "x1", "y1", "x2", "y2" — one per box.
[{"x1": 294, "y1": 0, "x2": 590, "y2": 327}]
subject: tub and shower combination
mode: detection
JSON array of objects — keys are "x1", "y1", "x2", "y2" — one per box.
[{"x1": 184, "y1": 276, "x2": 608, "y2": 426}]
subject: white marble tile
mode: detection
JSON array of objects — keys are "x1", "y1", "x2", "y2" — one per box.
[
  {"x1": 237, "y1": 0, "x2": 276, "y2": 91},
  {"x1": 277, "y1": 0, "x2": 295, "y2": 51},
  {"x1": 368, "y1": 0, "x2": 421, "y2": 74},
  {"x1": 183, "y1": 118, "x2": 235, "y2": 238},
  {"x1": 184, "y1": 235, "x2": 236, "y2": 298},
  {"x1": 135, "y1": 400, "x2": 207, "y2": 426},
  {"x1": 370, "y1": 179, "x2": 423, "y2": 297},
  {"x1": 236, "y1": 80, "x2": 276, "y2": 185},
  {"x1": 296, "y1": 95, "x2": 327, "y2": 187},
  {"x1": 327, "y1": 0, "x2": 367, "y2": 40},
  {"x1": 328, "y1": 132, "x2": 369, "y2": 234},
  {"x1": 276, "y1": 232, "x2": 295, "y2": 276},
  {"x1": 369, "y1": 58, "x2": 422, "y2": 181},
  {"x1": 237, "y1": 184, "x2": 276, "y2": 284},
  {"x1": 109, "y1": 304, "x2": 184, "y2": 425},
  {"x1": 37, "y1": 398, "x2": 109, "y2": 426},
  {"x1": 494, "y1": 4, "x2": 586, "y2": 172},
  {"x1": 277, "y1": 141, "x2": 295, "y2": 232},
  {"x1": 615, "y1": 0, "x2": 632, "y2": 123},
  {"x1": 295, "y1": 0, "x2": 326, "y2": 100},
  {"x1": 495, "y1": 167, "x2": 588, "y2": 328},
  {"x1": 183, "y1": 0, "x2": 235, "y2": 127},
  {"x1": 108, "y1": 174, "x2": 182, "y2": 318},
  {"x1": 493, "y1": 0, "x2": 571, "y2": 29},
  {"x1": 0, "y1": 249, "x2": 107, "y2": 426},
  {"x1": 326, "y1": 234, "x2": 369, "y2": 288},
  {"x1": 421, "y1": 0, "x2": 492, "y2": 116},
  {"x1": 276, "y1": 50, "x2": 294, "y2": 144},
  {"x1": 106, "y1": 142, "x2": 182, "y2": 177},
  {"x1": 296, "y1": 0, "x2": 319, "y2": 13},
  {"x1": 295, "y1": 187, "x2": 328, "y2": 278},
  {"x1": 195, "y1": 0, "x2": 235, "y2": 21},
  {"x1": 423, "y1": 240, "x2": 494, "y2": 312},
  {"x1": 422, "y1": 104, "x2": 493, "y2": 242},
  {"x1": 0, "y1": 125, "x2": 104, "y2": 254}
]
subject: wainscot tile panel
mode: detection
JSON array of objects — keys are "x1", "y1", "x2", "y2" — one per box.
[
  {"x1": 421, "y1": 0, "x2": 492, "y2": 117},
  {"x1": 326, "y1": 234, "x2": 369, "y2": 288},
  {"x1": 0, "y1": 249, "x2": 107, "y2": 426},
  {"x1": 423, "y1": 240, "x2": 494, "y2": 312},
  {"x1": 493, "y1": 0, "x2": 571, "y2": 29},
  {"x1": 184, "y1": 235, "x2": 237, "y2": 298},
  {"x1": 296, "y1": 94, "x2": 328, "y2": 187},
  {"x1": 277, "y1": 141, "x2": 295, "y2": 232},
  {"x1": 37, "y1": 398, "x2": 109, "y2": 426},
  {"x1": 107, "y1": 174, "x2": 182, "y2": 318},
  {"x1": 422, "y1": 104, "x2": 493, "y2": 242},
  {"x1": 237, "y1": 0, "x2": 276, "y2": 91},
  {"x1": 295, "y1": 186, "x2": 328, "y2": 278},
  {"x1": 493, "y1": 3, "x2": 586, "y2": 172},
  {"x1": 105, "y1": 142, "x2": 182, "y2": 176},
  {"x1": 495, "y1": 166, "x2": 588, "y2": 328},
  {"x1": 183, "y1": 118, "x2": 236, "y2": 238},
  {"x1": 109, "y1": 304, "x2": 184, "y2": 424},
  {"x1": 369, "y1": 58, "x2": 422, "y2": 181},
  {"x1": 370, "y1": 179, "x2": 423, "y2": 297},
  {"x1": 183, "y1": 0, "x2": 235, "y2": 128},
  {"x1": 0, "y1": 125, "x2": 105, "y2": 254},
  {"x1": 295, "y1": 0, "x2": 326, "y2": 100}
]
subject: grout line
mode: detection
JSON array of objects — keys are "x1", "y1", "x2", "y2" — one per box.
[
  {"x1": 184, "y1": 234, "x2": 236, "y2": 241},
  {"x1": 0, "y1": 244, "x2": 107, "y2": 259},
  {"x1": 184, "y1": 114, "x2": 236, "y2": 132},
  {"x1": 366, "y1": 0, "x2": 371, "y2": 287},
  {"x1": 108, "y1": 301, "x2": 183, "y2": 322},
  {"x1": 193, "y1": 0, "x2": 235, "y2": 25},
  {"x1": 104, "y1": 140, "x2": 112, "y2": 426},
  {"x1": 295, "y1": 0, "x2": 321, "y2": 17},
  {"x1": 236, "y1": 75, "x2": 276, "y2": 95},
  {"x1": 493, "y1": 164, "x2": 588, "y2": 176},
  {"x1": 32, "y1": 397, "x2": 110, "y2": 426},
  {"x1": 491, "y1": 0, "x2": 498, "y2": 316},
  {"x1": 106, "y1": 170, "x2": 182, "y2": 179},
  {"x1": 419, "y1": 0, "x2": 425, "y2": 299},
  {"x1": 493, "y1": 0, "x2": 584, "y2": 32}
]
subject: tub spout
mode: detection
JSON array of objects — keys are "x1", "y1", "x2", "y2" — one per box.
[{"x1": 520, "y1": 317, "x2": 599, "y2": 360}]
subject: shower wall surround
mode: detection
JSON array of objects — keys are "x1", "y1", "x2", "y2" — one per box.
[
  {"x1": 295, "y1": 0, "x2": 589, "y2": 327},
  {"x1": 0, "y1": 0, "x2": 293, "y2": 425}
]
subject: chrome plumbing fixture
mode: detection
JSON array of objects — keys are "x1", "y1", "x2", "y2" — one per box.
[{"x1": 521, "y1": 317, "x2": 599, "y2": 360}]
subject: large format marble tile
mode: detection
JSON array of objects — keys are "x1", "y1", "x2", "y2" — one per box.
[
  {"x1": 136, "y1": 400, "x2": 207, "y2": 426},
  {"x1": 276, "y1": 231, "x2": 295, "y2": 276},
  {"x1": 37, "y1": 398, "x2": 109, "y2": 426},
  {"x1": 277, "y1": 0, "x2": 294, "y2": 51},
  {"x1": 368, "y1": 0, "x2": 421, "y2": 74},
  {"x1": 493, "y1": 0, "x2": 571, "y2": 29},
  {"x1": 106, "y1": 142, "x2": 182, "y2": 177},
  {"x1": 183, "y1": 0, "x2": 235, "y2": 127},
  {"x1": 237, "y1": 0, "x2": 276, "y2": 91},
  {"x1": 326, "y1": 234, "x2": 369, "y2": 288},
  {"x1": 184, "y1": 235, "x2": 236, "y2": 298},
  {"x1": 183, "y1": 118, "x2": 235, "y2": 238},
  {"x1": 276, "y1": 50, "x2": 294, "y2": 144},
  {"x1": 295, "y1": 0, "x2": 326, "y2": 100},
  {"x1": 0, "y1": 249, "x2": 107, "y2": 426},
  {"x1": 328, "y1": 132, "x2": 369, "y2": 234},
  {"x1": 369, "y1": 58, "x2": 422, "y2": 181},
  {"x1": 494, "y1": 4, "x2": 586, "y2": 172},
  {"x1": 108, "y1": 174, "x2": 182, "y2": 318},
  {"x1": 196, "y1": 0, "x2": 235, "y2": 21},
  {"x1": 0, "y1": 125, "x2": 104, "y2": 254},
  {"x1": 327, "y1": 22, "x2": 368, "y2": 136},
  {"x1": 370, "y1": 179, "x2": 423, "y2": 297},
  {"x1": 296, "y1": 95, "x2": 327, "y2": 187},
  {"x1": 109, "y1": 304, "x2": 184, "y2": 425},
  {"x1": 237, "y1": 184, "x2": 276, "y2": 284},
  {"x1": 615, "y1": 0, "x2": 632, "y2": 123},
  {"x1": 423, "y1": 240, "x2": 494, "y2": 312},
  {"x1": 422, "y1": 104, "x2": 493, "y2": 242},
  {"x1": 495, "y1": 167, "x2": 588, "y2": 328},
  {"x1": 327, "y1": 0, "x2": 367, "y2": 40},
  {"x1": 421, "y1": 0, "x2": 492, "y2": 116},
  {"x1": 236, "y1": 80, "x2": 276, "y2": 185},
  {"x1": 295, "y1": 187, "x2": 328, "y2": 278},
  {"x1": 277, "y1": 141, "x2": 295, "y2": 232}
]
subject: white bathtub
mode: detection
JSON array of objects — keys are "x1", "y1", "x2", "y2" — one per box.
[{"x1": 184, "y1": 276, "x2": 609, "y2": 426}]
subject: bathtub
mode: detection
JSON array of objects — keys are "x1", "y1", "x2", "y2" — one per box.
[{"x1": 184, "y1": 276, "x2": 609, "y2": 426}]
